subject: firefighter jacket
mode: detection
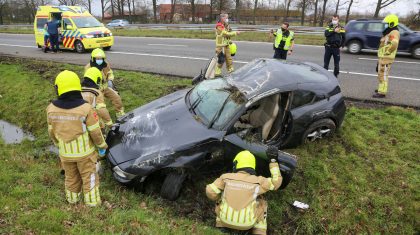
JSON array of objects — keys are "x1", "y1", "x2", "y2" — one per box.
[
  {"x1": 206, "y1": 162, "x2": 282, "y2": 230},
  {"x1": 378, "y1": 27, "x2": 400, "y2": 64},
  {"x1": 47, "y1": 101, "x2": 108, "y2": 162},
  {"x1": 216, "y1": 22, "x2": 237, "y2": 47},
  {"x1": 85, "y1": 62, "x2": 115, "y2": 89},
  {"x1": 81, "y1": 85, "x2": 113, "y2": 127}
]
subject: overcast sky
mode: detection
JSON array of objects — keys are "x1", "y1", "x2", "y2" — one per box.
[{"x1": 89, "y1": 0, "x2": 419, "y2": 18}]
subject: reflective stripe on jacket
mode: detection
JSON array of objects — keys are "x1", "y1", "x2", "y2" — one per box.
[
  {"x1": 274, "y1": 30, "x2": 294, "y2": 50},
  {"x1": 206, "y1": 162, "x2": 282, "y2": 229}
]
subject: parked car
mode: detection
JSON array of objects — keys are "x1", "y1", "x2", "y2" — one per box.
[
  {"x1": 344, "y1": 19, "x2": 420, "y2": 59},
  {"x1": 106, "y1": 59, "x2": 346, "y2": 200},
  {"x1": 107, "y1": 19, "x2": 129, "y2": 27}
]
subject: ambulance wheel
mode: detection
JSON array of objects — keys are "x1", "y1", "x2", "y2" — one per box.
[
  {"x1": 74, "y1": 40, "x2": 85, "y2": 53},
  {"x1": 103, "y1": 46, "x2": 111, "y2": 51},
  {"x1": 160, "y1": 171, "x2": 187, "y2": 201}
]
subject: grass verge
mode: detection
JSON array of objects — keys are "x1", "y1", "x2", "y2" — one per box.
[
  {"x1": 0, "y1": 56, "x2": 419, "y2": 234},
  {"x1": 0, "y1": 27, "x2": 325, "y2": 45}
]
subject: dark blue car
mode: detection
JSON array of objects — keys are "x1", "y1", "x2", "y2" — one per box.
[{"x1": 344, "y1": 19, "x2": 420, "y2": 59}]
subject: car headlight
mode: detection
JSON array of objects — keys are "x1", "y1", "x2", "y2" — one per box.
[
  {"x1": 84, "y1": 35, "x2": 94, "y2": 38},
  {"x1": 113, "y1": 166, "x2": 136, "y2": 180}
]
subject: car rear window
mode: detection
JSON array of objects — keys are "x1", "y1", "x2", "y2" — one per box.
[
  {"x1": 351, "y1": 22, "x2": 364, "y2": 31},
  {"x1": 36, "y1": 18, "x2": 47, "y2": 29},
  {"x1": 367, "y1": 23, "x2": 385, "y2": 32}
]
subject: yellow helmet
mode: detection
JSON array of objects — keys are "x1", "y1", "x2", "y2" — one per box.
[
  {"x1": 91, "y1": 48, "x2": 106, "y2": 60},
  {"x1": 84, "y1": 67, "x2": 103, "y2": 84},
  {"x1": 233, "y1": 150, "x2": 256, "y2": 170},
  {"x1": 230, "y1": 43, "x2": 237, "y2": 56},
  {"x1": 55, "y1": 70, "x2": 81, "y2": 96},
  {"x1": 383, "y1": 14, "x2": 399, "y2": 28}
]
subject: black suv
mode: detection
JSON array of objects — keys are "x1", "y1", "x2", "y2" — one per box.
[{"x1": 344, "y1": 19, "x2": 420, "y2": 59}]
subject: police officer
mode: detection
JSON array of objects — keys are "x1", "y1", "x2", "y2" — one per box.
[
  {"x1": 324, "y1": 14, "x2": 346, "y2": 77},
  {"x1": 373, "y1": 14, "x2": 400, "y2": 98},
  {"x1": 271, "y1": 22, "x2": 294, "y2": 60},
  {"x1": 206, "y1": 147, "x2": 282, "y2": 235},
  {"x1": 47, "y1": 70, "x2": 108, "y2": 206},
  {"x1": 215, "y1": 13, "x2": 240, "y2": 77},
  {"x1": 85, "y1": 48, "x2": 125, "y2": 118}
]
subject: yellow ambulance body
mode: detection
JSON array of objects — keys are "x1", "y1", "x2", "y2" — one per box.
[{"x1": 34, "y1": 5, "x2": 114, "y2": 53}]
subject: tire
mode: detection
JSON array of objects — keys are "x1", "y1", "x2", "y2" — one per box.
[
  {"x1": 74, "y1": 40, "x2": 85, "y2": 53},
  {"x1": 411, "y1": 44, "x2": 420, "y2": 59},
  {"x1": 103, "y1": 46, "x2": 111, "y2": 51},
  {"x1": 160, "y1": 171, "x2": 187, "y2": 201},
  {"x1": 302, "y1": 119, "x2": 336, "y2": 144},
  {"x1": 347, "y1": 40, "x2": 362, "y2": 54}
]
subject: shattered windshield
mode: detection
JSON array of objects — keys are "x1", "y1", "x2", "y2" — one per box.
[
  {"x1": 72, "y1": 17, "x2": 102, "y2": 28},
  {"x1": 188, "y1": 79, "x2": 244, "y2": 130}
]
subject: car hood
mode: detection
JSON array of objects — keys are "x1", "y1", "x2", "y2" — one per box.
[
  {"x1": 78, "y1": 27, "x2": 112, "y2": 35},
  {"x1": 108, "y1": 89, "x2": 224, "y2": 166}
]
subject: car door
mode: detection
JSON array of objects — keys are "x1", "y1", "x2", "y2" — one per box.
[
  {"x1": 397, "y1": 25, "x2": 411, "y2": 51},
  {"x1": 34, "y1": 17, "x2": 48, "y2": 47},
  {"x1": 365, "y1": 22, "x2": 386, "y2": 49}
]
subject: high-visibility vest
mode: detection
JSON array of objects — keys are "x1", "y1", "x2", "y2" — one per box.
[
  {"x1": 274, "y1": 30, "x2": 294, "y2": 50},
  {"x1": 378, "y1": 33, "x2": 398, "y2": 60}
]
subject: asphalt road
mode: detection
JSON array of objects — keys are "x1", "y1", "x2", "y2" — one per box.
[{"x1": 0, "y1": 33, "x2": 419, "y2": 107}]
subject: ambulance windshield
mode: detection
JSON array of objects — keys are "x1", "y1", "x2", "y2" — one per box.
[{"x1": 72, "y1": 17, "x2": 102, "y2": 28}]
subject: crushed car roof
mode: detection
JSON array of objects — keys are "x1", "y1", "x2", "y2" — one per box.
[{"x1": 227, "y1": 59, "x2": 332, "y2": 98}]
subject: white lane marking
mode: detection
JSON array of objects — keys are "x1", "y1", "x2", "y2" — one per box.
[
  {"x1": 358, "y1": 57, "x2": 420, "y2": 65},
  {"x1": 0, "y1": 43, "x2": 36, "y2": 48},
  {"x1": 328, "y1": 70, "x2": 419, "y2": 81},
  {"x1": 147, "y1": 43, "x2": 188, "y2": 47},
  {"x1": 107, "y1": 50, "x2": 249, "y2": 64},
  {"x1": 0, "y1": 43, "x2": 417, "y2": 81}
]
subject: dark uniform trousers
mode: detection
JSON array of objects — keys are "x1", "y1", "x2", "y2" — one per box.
[
  {"x1": 324, "y1": 45, "x2": 340, "y2": 77},
  {"x1": 273, "y1": 48, "x2": 288, "y2": 60}
]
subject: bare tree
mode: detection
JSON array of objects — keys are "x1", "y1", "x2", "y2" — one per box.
[
  {"x1": 345, "y1": 0, "x2": 355, "y2": 23},
  {"x1": 189, "y1": 0, "x2": 196, "y2": 23},
  {"x1": 170, "y1": 0, "x2": 177, "y2": 23},
  {"x1": 99, "y1": 0, "x2": 111, "y2": 20},
  {"x1": 235, "y1": 0, "x2": 240, "y2": 23},
  {"x1": 313, "y1": 0, "x2": 319, "y2": 26},
  {"x1": 152, "y1": 0, "x2": 158, "y2": 23},
  {"x1": 319, "y1": 0, "x2": 328, "y2": 26},
  {"x1": 374, "y1": 0, "x2": 398, "y2": 18},
  {"x1": 253, "y1": 0, "x2": 258, "y2": 25},
  {"x1": 0, "y1": 0, "x2": 7, "y2": 25},
  {"x1": 297, "y1": 0, "x2": 310, "y2": 26},
  {"x1": 284, "y1": 0, "x2": 293, "y2": 22}
]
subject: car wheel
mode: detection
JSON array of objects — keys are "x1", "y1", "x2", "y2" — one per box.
[
  {"x1": 347, "y1": 40, "x2": 362, "y2": 54},
  {"x1": 411, "y1": 44, "x2": 420, "y2": 59},
  {"x1": 303, "y1": 119, "x2": 336, "y2": 143},
  {"x1": 103, "y1": 46, "x2": 111, "y2": 51},
  {"x1": 74, "y1": 40, "x2": 85, "y2": 53},
  {"x1": 160, "y1": 171, "x2": 187, "y2": 201}
]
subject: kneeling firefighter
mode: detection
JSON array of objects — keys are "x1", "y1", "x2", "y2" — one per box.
[
  {"x1": 85, "y1": 48, "x2": 125, "y2": 118},
  {"x1": 206, "y1": 147, "x2": 282, "y2": 235},
  {"x1": 46, "y1": 70, "x2": 108, "y2": 206},
  {"x1": 81, "y1": 67, "x2": 113, "y2": 132}
]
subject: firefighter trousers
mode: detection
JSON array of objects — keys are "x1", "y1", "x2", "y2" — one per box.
[
  {"x1": 377, "y1": 59, "x2": 392, "y2": 95},
  {"x1": 61, "y1": 155, "x2": 101, "y2": 206},
  {"x1": 103, "y1": 87, "x2": 124, "y2": 115},
  {"x1": 216, "y1": 46, "x2": 233, "y2": 73}
]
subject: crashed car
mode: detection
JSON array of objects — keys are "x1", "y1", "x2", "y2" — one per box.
[{"x1": 106, "y1": 59, "x2": 346, "y2": 200}]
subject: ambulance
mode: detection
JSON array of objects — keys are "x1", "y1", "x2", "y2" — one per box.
[{"x1": 34, "y1": 5, "x2": 114, "y2": 53}]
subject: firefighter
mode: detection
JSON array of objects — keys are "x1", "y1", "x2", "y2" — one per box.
[
  {"x1": 81, "y1": 67, "x2": 113, "y2": 132},
  {"x1": 373, "y1": 14, "x2": 400, "y2": 98},
  {"x1": 215, "y1": 13, "x2": 240, "y2": 77},
  {"x1": 47, "y1": 70, "x2": 108, "y2": 206},
  {"x1": 324, "y1": 14, "x2": 346, "y2": 77},
  {"x1": 271, "y1": 22, "x2": 294, "y2": 60},
  {"x1": 206, "y1": 147, "x2": 282, "y2": 235},
  {"x1": 85, "y1": 48, "x2": 125, "y2": 118}
]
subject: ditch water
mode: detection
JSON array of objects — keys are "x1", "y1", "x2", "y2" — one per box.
[{"x1": 0, "y1": 120, "x2": 35, "y2": 144}]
